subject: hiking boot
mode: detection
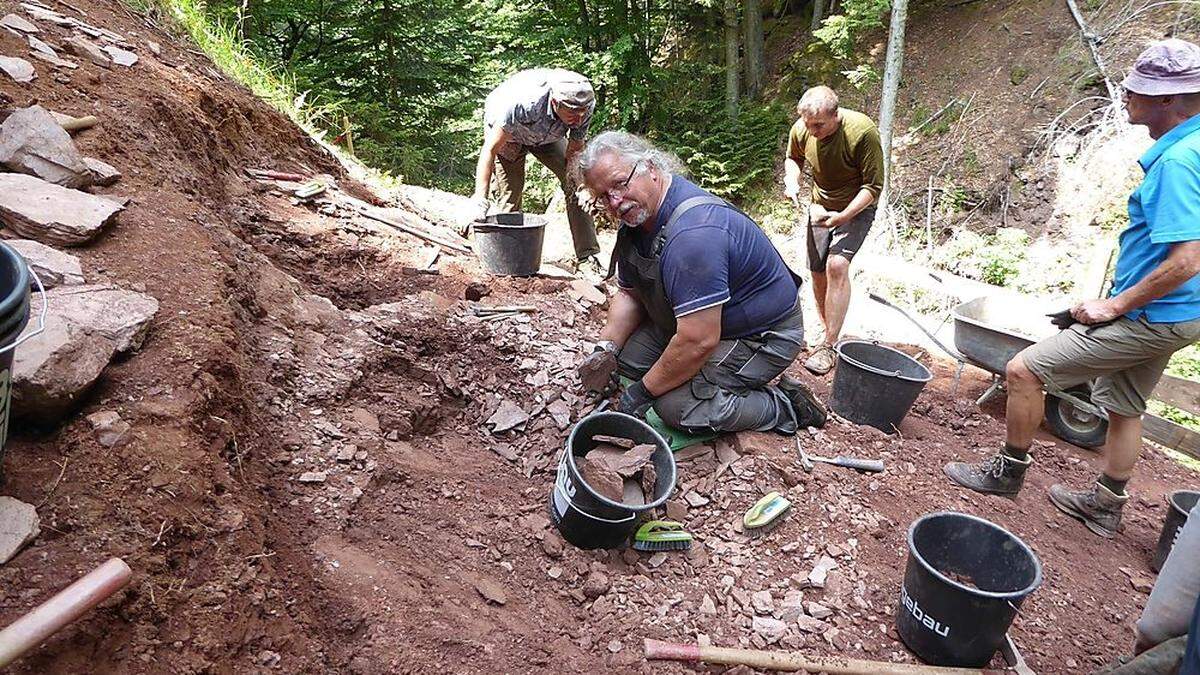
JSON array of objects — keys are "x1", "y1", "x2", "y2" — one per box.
[
  {"x1": 575, "y1": 254, "x2": 606, "y2": 282},
  {"x1": 1048, "y1": 481, "x2": 1128, "y2": 538},
  {"x1": 779, "y1": 376, "x2": 827, "y2": 429},
  {"x1": 943, "y1": 452, "x2": 1031, "y2": 495},
  {"x1": 803, "y1": 345, "x2": 836, "y2": 375}
]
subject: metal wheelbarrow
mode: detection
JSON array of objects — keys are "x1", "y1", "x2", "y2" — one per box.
[{"x1": 870, "y1": 292, "x2": 1109, "y2": 449}]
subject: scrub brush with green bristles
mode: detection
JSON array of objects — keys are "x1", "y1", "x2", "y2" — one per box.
[
  {"x1": 632, "y1": 520, "x2": 693, "y2": 551},
  {"x1": 743, "y1": 491, "x2": 791, "y2": 536}
]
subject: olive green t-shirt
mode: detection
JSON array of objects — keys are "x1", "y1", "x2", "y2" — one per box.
[{"x1": 786, "y1": 108, "x2": 885, "y2": 211}]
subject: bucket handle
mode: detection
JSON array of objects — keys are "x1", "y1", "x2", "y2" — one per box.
[
  {"x1": 0, "y1": 265, "x2": 46, "y2": 355},
  {"x1": 553, "y1": 482, "x2": 637, "y2": 525}
]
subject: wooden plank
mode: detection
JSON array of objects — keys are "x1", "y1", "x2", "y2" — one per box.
[
  {"x1": 1152, "y1": 374, "x2": 1200, "y2": 415},
  {"x1": 1143, "y1": 413, "x2": 1200, "y2": 461}
]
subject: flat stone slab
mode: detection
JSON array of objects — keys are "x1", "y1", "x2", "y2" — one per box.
[
  {"x1": 83, "y1": 157, "x2": 120, "y2": 186},
  {"x1": 0, "y1": 496, "x2": 39, "y2": 565},
  {"x1": 62, "y1": 35, "x2": 110, "y2": 68},
  {"x1": 102, "y1": 45, "x2": 136, "y2": 67},
  {"x1": 0, "y1": 55, "x2": 35, "y2": 83},
  {"x1": 0, "y1": 105, "x2": 93, "y2": 188},
  {"x1": 6, "y1": 239, "x2": 84, "y2": 288},
  {"x1": 0, "y1": 174, "x2": 122, "y2": 246},
  {"x1": 0, "y1": 14, "x2": 39, "y2": 34},
  {"x1": 13, "y1": 284, "x2": 157, "y2": 423}
]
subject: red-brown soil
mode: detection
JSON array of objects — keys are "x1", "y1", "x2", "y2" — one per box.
[{"x1": 0, "y1": 0, "x2": 1196, "y2": 673}]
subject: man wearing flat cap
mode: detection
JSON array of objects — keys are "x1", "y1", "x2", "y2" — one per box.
[
  {"x1": 471, "y1": 68, "x2": 602, "y2": 274},
  {"x1": 944, "y1": 38, "x2": 1200, "y2": 538}
]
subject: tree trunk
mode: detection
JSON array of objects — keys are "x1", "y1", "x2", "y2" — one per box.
[
  {"x1": 724, "y1": 0, "x2": 739, "y2": 117},
  {"x1": 876, "y1": 0, "x2": 908, "y2": 197},
  {"x1": 743, "y1": 0, "x2": 764, "y2": 98},
  {"x1": 810, "y1": 0, "x2": 826, "y2": 33}
]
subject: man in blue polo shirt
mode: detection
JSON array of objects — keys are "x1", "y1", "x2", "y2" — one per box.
[
  {"x1": 944, "y1": 39, "x2": 1200, "y2": 538},
  {"x1": 573, "y1": 131, "x2": 826, "y2": 433}
]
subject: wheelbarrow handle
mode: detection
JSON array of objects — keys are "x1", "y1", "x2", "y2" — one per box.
[{"x1": 867, "y1": 292, "x2": 964, "y2": 363}]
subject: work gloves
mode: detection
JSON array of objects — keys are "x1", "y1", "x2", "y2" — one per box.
[
  {"x1": 1047, "y1": 309, "x2": 1074, "y2": 330},
  {"x1": 578, "y1": 340, "x2": 619, "y2": 394},
  {"x1": 617, "y1": 380, "x2": 655, "y2": 417}
]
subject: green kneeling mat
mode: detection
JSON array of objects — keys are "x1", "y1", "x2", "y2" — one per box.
[{"x1": 620, "y1": 376, "x2": 720, "y2": 452}]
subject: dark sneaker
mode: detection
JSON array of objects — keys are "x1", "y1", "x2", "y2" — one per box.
[
  {"x1": 1048, "y1": 482, "x2": 1128, "y2": 538},
  {"x1": 779, "y1": 376, "x2": 827, "y2": 429},
  {"x1": 943, "y1": 452, "x2": 1031, "y2": 495}
]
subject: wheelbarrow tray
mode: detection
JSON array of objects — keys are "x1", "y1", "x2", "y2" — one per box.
[{"x1": 952, "y1": 296, "x2": 1058, "y2": 374}]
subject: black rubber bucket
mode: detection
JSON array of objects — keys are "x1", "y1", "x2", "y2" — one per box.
[
  {"x1": 472, "y1": 212, "x2": 546, "y2": 276},
  {"x1": 1151, "y1": 489, "x2": 1199, "y2": 572},
  {"x1": 830, "y1": 340, "x2": 932, "y2": 433},
  {"x1": 549, "y1": 411, "x2": 676, "y2": 549},
  {"x1": 897, "y1": 512, "x2": 1043, "y2": 667},
  {"x1": 0, "y1": 241, "x2": 32, "y2": 470}
]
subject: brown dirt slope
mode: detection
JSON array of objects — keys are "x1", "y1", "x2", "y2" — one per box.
[{"x1": 0, "y1": 0, "x2": 1196, "y2": 673}]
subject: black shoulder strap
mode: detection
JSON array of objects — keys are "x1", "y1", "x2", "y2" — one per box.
[{"x1": 605, "y1": 195, "x2": 729, "y2": 279}]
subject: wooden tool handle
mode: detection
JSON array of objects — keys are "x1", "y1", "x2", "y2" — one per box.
[
  {"x1": 645, "y1": 638, "x2": 984, "y2": 675},
  {"x1": 0, "y1": 558, "x2": 132, "y2": 667}
]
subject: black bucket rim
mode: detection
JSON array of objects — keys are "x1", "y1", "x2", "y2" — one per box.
[
  {"x1": 563, "y1": 410, "x2": 675, "y2": 513},
  {"x1": 0, "y1": 242, "x2": 30, "y2": 329},
  {"x1": 473, "y1": 213, "x2": 548, "y2": 230},
  {"x1": 1168, "y1": 489, "x2": 1200, "y2": 517},
  {"x1": 907, "y1": 511, "x2": 1044, "y2": 600},
  {"x1": 835, "y1": 339, "x2": 933, "y2": 383}
]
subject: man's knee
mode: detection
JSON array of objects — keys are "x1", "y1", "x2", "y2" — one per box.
[
  {"x1": 825, "y1": 255, "x2": 850, "y2": 279},
  {"x1": 1006, "y1": 354, "x2": 1042, "y2": 390}
]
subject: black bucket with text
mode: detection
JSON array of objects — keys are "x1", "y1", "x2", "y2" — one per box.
[{"x1": 896, "y1": 511, "x2": 1043, "y2": 667}]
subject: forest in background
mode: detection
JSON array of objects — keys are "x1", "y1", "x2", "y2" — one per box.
[{"x1": 188, "y1": 0, "x2": 895, "y2": 204}]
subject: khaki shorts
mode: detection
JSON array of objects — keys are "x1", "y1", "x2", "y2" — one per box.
[{"x1": 1021, "y1": 315, "x2": 1200, "y2": 417}]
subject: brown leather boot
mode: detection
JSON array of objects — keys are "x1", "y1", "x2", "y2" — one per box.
[
  {"x1": 1048, "y1": 481, "x2": 1128, "y2": 538},
  {"x1": 943, "y1": 452, "x2": 1032, "y2": 496}
]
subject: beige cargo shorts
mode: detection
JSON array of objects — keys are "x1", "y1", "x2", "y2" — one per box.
[{"x1": 1021, "y1": 315, "x2": 1200, "y2": 417}]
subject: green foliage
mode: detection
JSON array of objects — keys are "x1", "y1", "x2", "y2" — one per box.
[
  {"x1": 1009, "y1": 64, "x2": 1030, "y2": 86},
  {"x1": 656, "y1": 98, "x2": 789, "y2": 200},
  {"x1": 812, "y1": 0, "x2": 890, "y2": 61},
  {"x1": 933, "y1": 227, "x2": 1030, "y2": 287}
]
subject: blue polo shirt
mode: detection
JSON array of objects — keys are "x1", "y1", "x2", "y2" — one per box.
[
  {"x1": 1113, "y1": 113, "x2": 1200, "y2": 322},
  {"x1": 617, "y1": 175, "x2": 799, "y2": 339}
]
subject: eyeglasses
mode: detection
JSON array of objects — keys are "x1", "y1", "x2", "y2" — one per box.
[{"x1": 599, "y1": 161, "x2": 640, "y2": 202}]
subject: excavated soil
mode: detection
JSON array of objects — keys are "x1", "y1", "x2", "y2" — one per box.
[{"x1": 0, "y1": 1, "x2": 1197, "y2": 673}]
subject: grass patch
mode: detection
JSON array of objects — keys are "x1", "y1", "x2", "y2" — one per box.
[{"x1": 126, "y1": 0, "x2": 404, "y2": 190}]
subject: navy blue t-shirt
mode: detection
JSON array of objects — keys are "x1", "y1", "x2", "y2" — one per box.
[{"x1": 617, "y1": 175, "x2": 799, "y2": 339}]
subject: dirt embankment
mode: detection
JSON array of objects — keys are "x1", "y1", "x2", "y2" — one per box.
[{"x1": 0, "y1": 0, "x2": 1197, "y2": 673}]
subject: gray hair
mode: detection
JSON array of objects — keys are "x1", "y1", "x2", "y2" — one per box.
[
  {"x1": 797, "y1": 85, "x2": 839, "y2": 117},
  {"x1": 574, "y1": 131, "x2": 685, "y2": 184}
]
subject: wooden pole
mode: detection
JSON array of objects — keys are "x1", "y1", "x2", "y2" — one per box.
[
  {"x1": 0, "y1": 558, "x2": 132, "y2": 667},
  {"x1": 645, "y1": 639, "x2": 984, "y2": 674}
]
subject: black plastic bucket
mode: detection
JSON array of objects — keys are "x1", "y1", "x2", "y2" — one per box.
[
  {"x1": 0, "y1": 241, "x2": 32, "y2": 470},
  {"x1": 549, "y1": 411, "x2": 676, "y2": 549},
  {"x1": 1151, "y1": 489, "x2": 1199, "y2": 572},
  {"x1": 897, "y1": 512, "x2": 1043, "y2": 667},
  {"x1": 830, "y1": 340, "x2": 932, "y2": 433},
  {"x1": 472, "y1": 212, "x2": 546, "y2": 276}
]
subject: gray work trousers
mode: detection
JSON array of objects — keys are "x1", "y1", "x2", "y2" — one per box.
[
  {"x1": 616, "y1": 301, "x2": 805, "y2": 434},
  {"x1": 492, "y1": 138, "x2": 599, "y2": 260}
]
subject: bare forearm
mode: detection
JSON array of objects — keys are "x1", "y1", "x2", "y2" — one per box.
[
  {"x1": 642, "y1": 335, "x2": 717, "y2": 395},
  {"x1": 1112, "y1": 255, "x2": 1200, "y2": 313},
  {"x1": 473, "y1": 149, "x2": 495, "y2": 199},
  {"x1": 599, "y1": 290, "x2": 645, "y2": 347},
  {"x1": 839, "y1": 187, "x2": 877, "y2": 220},
  {"x1": 784, "y1": 158, "x2": 803, "y2": 195}
]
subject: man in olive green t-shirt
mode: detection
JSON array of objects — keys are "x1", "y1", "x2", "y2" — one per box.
[{"x1": 783, "y1": 85, "x2": 884, "y2": 375}]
